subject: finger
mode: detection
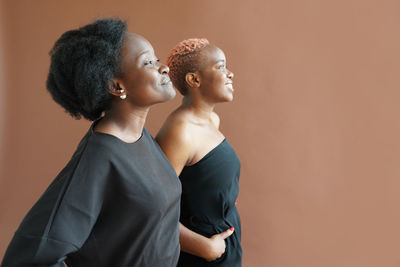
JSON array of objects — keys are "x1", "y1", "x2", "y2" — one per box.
[{"x1": 219, "y1": 227, "x2": 234, "y2": 239}]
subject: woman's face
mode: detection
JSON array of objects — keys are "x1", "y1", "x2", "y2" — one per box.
[
  {"x1": 197, "y1": 45, "x2": 234, "y2": 103},
  {"x1": 117, "y1": 33, "x2": 175, "y2": 106}
]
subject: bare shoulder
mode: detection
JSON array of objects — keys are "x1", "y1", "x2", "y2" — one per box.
[
  {"x1": 156, "y1": 109, "x2": 193, "y2": 149},
  {"x1": 210, "y1": 111, "x2": 220, "y2": 129},
  {"x1": 156, "y1": 109, "x2": 197, "y2": 174}
]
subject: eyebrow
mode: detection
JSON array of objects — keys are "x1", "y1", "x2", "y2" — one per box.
[
  {"x1": 216, "y1": 59, "x2": 225, "y2": 64},
  {"x1": 137, "y1": 50, "x2": 151, "y2": 58}
]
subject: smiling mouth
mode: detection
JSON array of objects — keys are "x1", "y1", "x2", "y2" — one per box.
[
  {"x1": 161, "y1": 78, "x2": 171, "y2": 85},
  {"x1": 225, "y1": 82, "x2": 234, "y2": 91}
]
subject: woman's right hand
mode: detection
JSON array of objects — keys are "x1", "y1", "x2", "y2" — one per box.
[{"x1": 203, "y1": 227, "x2": 234, "y2": 262}]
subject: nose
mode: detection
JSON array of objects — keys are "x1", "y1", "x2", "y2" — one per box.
[
  {"x1": 159, "y1": 64, "x2": 170, "y2": 74},
  {"x1": 227, "y1": 69, "x2": 234, "y2": 79}
]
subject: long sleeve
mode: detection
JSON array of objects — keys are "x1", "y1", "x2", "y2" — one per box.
[
  {"x1": 1, "y1": 136, "x2": 111, "y2": 267},
  {"x1": 2, "y1": 234, "x2": 75, "y2": 266}
]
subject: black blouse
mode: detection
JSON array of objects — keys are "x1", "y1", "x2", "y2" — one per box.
[{"x1": 1, "y1": 124, "x2": 181, "y2": 267}]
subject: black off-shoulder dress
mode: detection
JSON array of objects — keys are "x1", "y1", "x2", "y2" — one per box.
[{"x1": 177, "y1": 139, "x2": 242, "y2": 267}]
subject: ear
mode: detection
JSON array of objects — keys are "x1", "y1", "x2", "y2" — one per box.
[
  {"x1": 185, "y1": 72, "x2": 201, "y2": 89},
  {"x1": 109, "y1": 78, "x2": 127, "y2": 97}
]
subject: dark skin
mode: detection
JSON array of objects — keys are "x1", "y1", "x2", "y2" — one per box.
[
  {"x1": 156, "y1": 45, "x2": 235, "y2": 261},
  {"x1": 94, "y1": 33, "x2": 175, "y2": 140},
  {"x1": 62, "y1": 32, "x2": 175, "y2": 267}
]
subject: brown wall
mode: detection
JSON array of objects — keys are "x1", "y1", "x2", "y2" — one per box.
[
  {"x1": 0, "y1": 0, "x2": 6, "y2": 179},
  {"x1": 1, "y1": 0, "x2": 400, "y2": 266}
]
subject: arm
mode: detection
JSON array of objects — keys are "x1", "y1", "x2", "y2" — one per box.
[
  {"x1": 1, "y1": 146, "x2": 109, "y2": 266},
  {"x1": 2, "y1": 234, "x2": 75, "y2": 267},
  {"x1": 179, "y1": 223, "x2": 234, "y2": 262},
  {"x1": 156, "y1": 119, "x2": 193, "y2": 175},
  {"x1": 156, "y1": 119, "x2": 233, "y2": 261}
]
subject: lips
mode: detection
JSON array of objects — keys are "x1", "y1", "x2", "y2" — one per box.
[
  {"x1": 225, "y1": 80, "x2": 234, "y2": 91},
  {"x1": 161, "y1": 77, "x2": 171, "y2": 85}
]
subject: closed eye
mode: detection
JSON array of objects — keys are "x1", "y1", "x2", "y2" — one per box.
[{"x1": 144, "y1": 58, "x2": 160, "y2": 66}]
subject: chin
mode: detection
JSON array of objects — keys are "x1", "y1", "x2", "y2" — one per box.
[
  {"x1": 157, "y1": 85, "x2": 176, "y2": 101},
  {"x1": 223, "y1": 94, "x2": 234, "y2": 102},
  {"x1": 158, "y1": 88, "x2": 176, "y2": 102},
  {"x1": 165, "y1": 87, "x2": 176, "y2": 100}
]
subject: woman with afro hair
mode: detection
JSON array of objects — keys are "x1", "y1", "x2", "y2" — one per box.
[
  {"x1": 156, "y1": 39, "x2": 242, "y2": 266},
  {"x1": 2, "y1": 18, "x2": 181, "y2": 267}
]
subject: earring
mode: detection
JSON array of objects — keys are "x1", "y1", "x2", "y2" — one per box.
[{"x1": 119, "y1": 89, "x2": 126, "y2": 99}]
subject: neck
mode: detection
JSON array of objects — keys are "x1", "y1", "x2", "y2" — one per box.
[
  {"x1": 95, "y1": 100, "x2": 150, "y2": 142},
  {"x1": 181, "y1": 94, "x2": 215, "y2": 120}
]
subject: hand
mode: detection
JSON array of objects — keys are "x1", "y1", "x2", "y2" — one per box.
[{"x1": 203, "y1": 227, "x2": 234, "y2": 262}]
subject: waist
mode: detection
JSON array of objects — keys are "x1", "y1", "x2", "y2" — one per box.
[{"x1": 181, "y1": 206, "x2": 240, "y2": 235}]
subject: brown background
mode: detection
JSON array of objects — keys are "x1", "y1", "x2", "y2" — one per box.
[{"x1": 1, "y1": 0, "x2": 400, "y2": 266}]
